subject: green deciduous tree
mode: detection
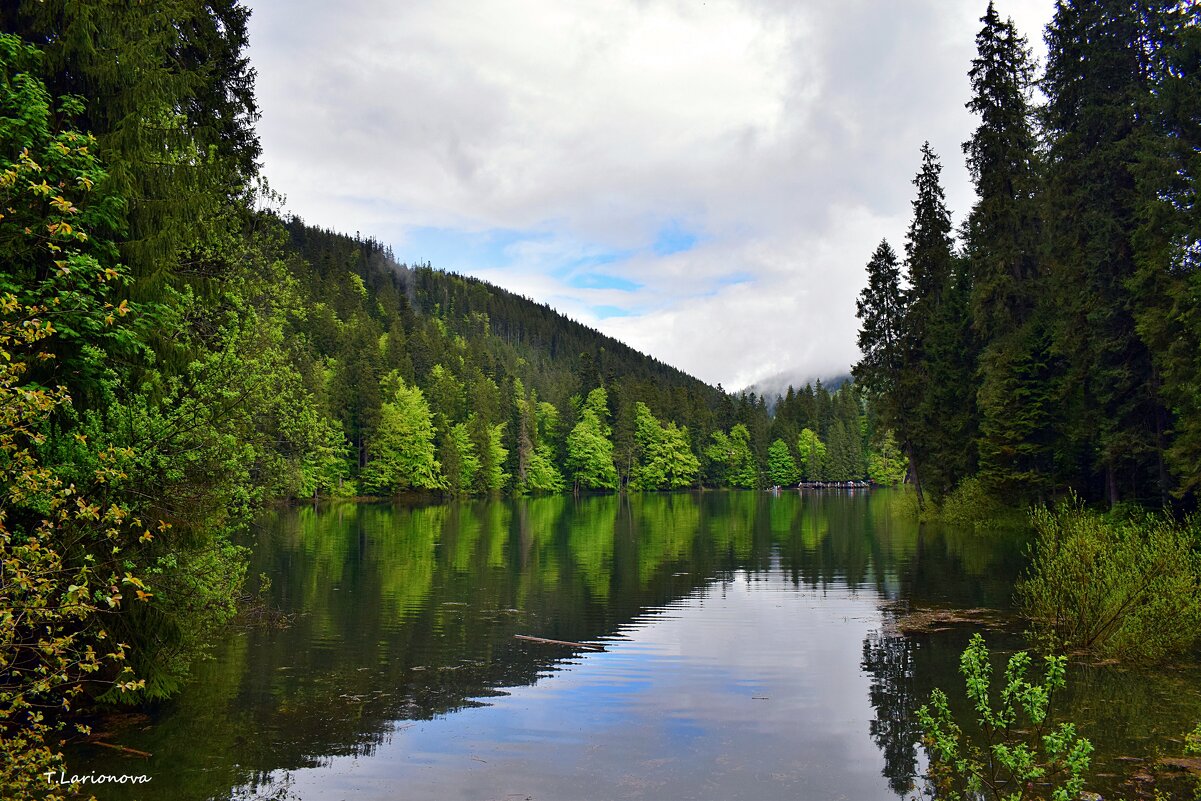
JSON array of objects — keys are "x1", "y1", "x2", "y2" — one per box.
[
  {"x1": 796, "y1": 428, "x2": 827, "y2": 482},
  {"x1": 705, "y1": 424, "x2": 757, "y2": 488},
  {"x1": 360, "y1": 374, "x2": 443, "y2": 493},
  {"x1": 868, "y1": 430, "x2": 908, "y2": 486},
  {"x1": 767, "y1": 438, "x2": 799, "y2": 487},
  {"x1": 566, "y1": 388, "x2": 618, "y2": 490},
  {"x1": 630, "y1": 402, "x2": 700, "y2": 490}
]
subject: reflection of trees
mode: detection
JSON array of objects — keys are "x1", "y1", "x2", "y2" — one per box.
[
  {"x1": 69, "y1": 489, "x2": 1053, "y2": 801},
  {"x1": 861, "y1": 632, "x2": 921, "y2": 796}
]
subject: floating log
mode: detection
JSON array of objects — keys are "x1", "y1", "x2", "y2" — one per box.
[
  {"x1": 514, "y1": 634, "x2": 605, "y2": 651},
  {"x1": 91, "y1": 741, "x2": 152, "y2": 758}
]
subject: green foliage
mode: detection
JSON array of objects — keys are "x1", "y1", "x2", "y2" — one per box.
[
  {"x1": 1017, "y1": 499, "x2": 1201, "y2": 663},
  {"x1": 629, "y1": 402, "x2": 700, "y2": 490},
  {"x1": 796, "y1": 428, "x2": 827, "y2": 482},
  {"x1": 705, "y1": 424, "x2": 757, "y2": 488},
  {"x1": 917, "y1": 633, "x2": 1093, "y2": 801},
  {"x1": 1, "y1": 292, "x2": 151, "y2": 798},
  {"x1": 567, "y1": 388, "x2": 618, "y2": 490},
  {"x1": 476, "y1": 420, "x2": 510, "y2": 493},
  {"x1": 0, "y1": 36, "x2": 152, "y2": 792},
  {"x1": 766, "y1": 438, "x2": 799, "y2": 487},
  {"x1": 868, "y1": 430, "x2": 908, "y2": 486},
  {"x1": 1187, "y1": 722, "x2": 1201, "y2": 756},
  {"x1": 441, "y1": 422, "x2": 480, "y2": 495},
  {"x1": 360, "y1": 375, "x2": 444, "y2": 493},
  {"x1": 937, "y1": 476, "x2": 1022, "y2": 529}
]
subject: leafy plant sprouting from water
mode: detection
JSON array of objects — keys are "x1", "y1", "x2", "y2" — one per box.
[
  {"x1": 1186, "y1": 723, "x2": 1201, "y2": 801},
  {"x1": 916, "y1": 634, "x2": 1093, "y2": 801}
]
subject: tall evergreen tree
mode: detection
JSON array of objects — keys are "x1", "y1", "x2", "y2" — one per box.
[
  {"x1": 897, "y1": 143, "x2": 973, "y2": 501},
  {"x1": 1041, "y1": 0, "x2": 1165, "y2": 504},
  {"x1": 964, "y1": 2, "x2": 1041, "y2": 338},
  {"x1": 853, "y1": 240, "x2": 905, "y2": 409},
  {"x1": 1131, "y1": 1, "x2": 1201, "y2": 497},
  {"x1": 964, "y1": 3, "x2": 1064, "y2": 501}
]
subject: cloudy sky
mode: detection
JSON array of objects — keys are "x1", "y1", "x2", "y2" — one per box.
[{"x1": 246, "y1": 0, "x2": 1055, "y2": 391}]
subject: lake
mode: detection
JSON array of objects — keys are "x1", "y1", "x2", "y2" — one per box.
[{"x1": 72, "y1": 490, "x2": 1201, "y2": 800}]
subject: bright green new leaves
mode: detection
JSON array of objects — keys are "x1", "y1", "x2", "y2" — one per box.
[
  {"x1": 629, "y1": 402, "x2": 699, "y2": 490},
  {"x1": 918, "y1": 634, "x2": 1093, "y2": 801},
  {"x1": 442, "y1": 422, "x2": 480, "y2": 495},
  {"x1": 796, "y1": 428, "x2": 827, "y2": 482},
  {"x1": 867, "y1": 430, "x2": 907, "y2": 486},
  {"x1": 361, "y1": 373, "x2": 443, "y2": 494},
  {"x1": 567, "y1": 387, "x2": 618, "y2": 490},
  {"x1": 475, "y1": 420, "x2": 509, "y2": 493},
  {"x1": 524, "y1": 401, "x2": 566, "y2": 492},
  {"x1": 705, "y1": 424, "x2": 757, "y2": 488},
  {"x1": 766, "y1": 438, "x2": 799, "y2": 487}
]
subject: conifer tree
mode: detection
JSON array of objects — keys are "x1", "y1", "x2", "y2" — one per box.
[
  {"x1": 898, "y1": 143, "x2": 972, "y2": 501},
  {"x1": 1131, "y1": 1, "x2": 1201, "y2": 496},
  {"x1": 853, "y1": 240, "x2": 905, "y2": 406},
  {"x1": 1042, "y1": 0, "x2": 1165, "y2": 504},
  {"x1": 964, "y1": 4, "x2": 1054, "y2": 500}
]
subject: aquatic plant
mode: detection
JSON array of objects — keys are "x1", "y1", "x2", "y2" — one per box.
[{"x1": 917, "y1": 633, "x2": 1093, "y2": 801}]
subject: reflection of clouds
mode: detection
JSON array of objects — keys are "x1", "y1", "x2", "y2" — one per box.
[
  {"x1": 252, "y1": 570, "x2": 897, "y2": 800},
  {"x1": 247, "y1": 0, "x2": 1056, "y2": 388}
]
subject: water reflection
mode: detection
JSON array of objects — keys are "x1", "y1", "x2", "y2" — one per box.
[{"x1": 69, "y1": 491, "x2": 1201, "y2": 801}]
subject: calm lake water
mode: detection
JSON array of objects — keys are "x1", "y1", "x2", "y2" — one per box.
[{"x1": 72, "y1": 490, "x2": 1201, "y2": 801}]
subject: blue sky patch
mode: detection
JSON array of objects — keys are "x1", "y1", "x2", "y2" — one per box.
[
  {"x1": 590, "y1": 304, "x2": 636, "y2": 319},
  {"x1": 565, "y1": 272, "x2": 642, "y2": 292},
  {"x1": 653, "y1": 220, "x2": 699, "y2": 256}
]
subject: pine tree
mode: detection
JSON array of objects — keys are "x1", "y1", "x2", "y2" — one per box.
[{"x1": 964, "y1": 2, "x2": 1041, "y2": 338}]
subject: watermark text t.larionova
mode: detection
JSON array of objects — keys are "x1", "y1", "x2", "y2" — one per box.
[{"x1": 45, "y1": 771, "x2": 152, "y2": 785}]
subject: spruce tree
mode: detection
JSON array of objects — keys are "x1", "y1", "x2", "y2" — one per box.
[
  {"x1": 853, "y1": 240, "x2": 905, "y2": 409},
  {"x1": 896, "y1": 143, "x2": 973, "y2": 501},
  {"x1": 1131, "y1": 2, "x2": 1201, "y2": 497},
  {"x1": 964, "y1": 4, "x2": 1057, "y2": 500},
  {"x1": 1042, "y1": 0, "x2": 1165, "y2": 504}
]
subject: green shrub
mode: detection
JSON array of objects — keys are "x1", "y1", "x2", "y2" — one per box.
[
  {"x1": 938, "y1": 477, "x2": 1026, "y2": 528},
  {"x1": 918, "y1": 633, "x2": 1093, "y2": 801},
  {"x1": 1016, "y1": 498, "x2": 1201, "y2": 663}
]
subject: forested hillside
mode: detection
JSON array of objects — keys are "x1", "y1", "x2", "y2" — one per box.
[
  {"x1": 855, "y1": 1, "x2": 1200, "y2": 510},
  {"x1": 277, "y1": 218, "x2": 729, "y2": 493}
]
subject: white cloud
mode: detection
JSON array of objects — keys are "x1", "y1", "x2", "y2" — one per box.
[{"x1": 248, "y1": 0, "x2": 1056, "y2": 388}]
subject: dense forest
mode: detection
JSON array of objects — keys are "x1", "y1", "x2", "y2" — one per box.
[
  {"x1": 276, "y1": 219, "x2": 896, "y2": 496},
  {"x1": 0, "y1": 2, "x2": 898, "y2": 794},
  {"x1": 854, "y1": 1, "x2": 1200, "y2": 511},
  {"x1": 5, "y1": 0, "x2": 1197, "y2": 796}
]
